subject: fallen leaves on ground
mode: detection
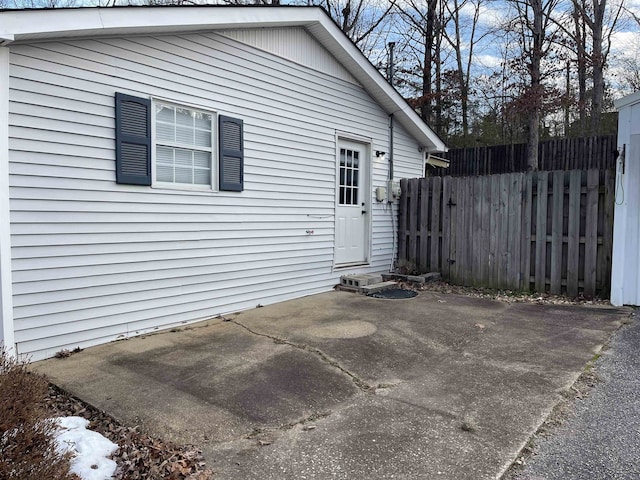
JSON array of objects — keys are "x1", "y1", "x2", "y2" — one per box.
[
  {"x1": 45, "y1": 385, "x2": 214, "y2": 479},
  {"x1": 402, "y1": 280, "x2": 610, "y2": 306}
]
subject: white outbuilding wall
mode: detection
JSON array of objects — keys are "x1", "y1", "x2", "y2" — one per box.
[
  {"x1": 611, "y1": 91, "x2": 640, "y2": 306},
  {"x1": 6, "y1": 27, "x2": 426, "y2": 360}
]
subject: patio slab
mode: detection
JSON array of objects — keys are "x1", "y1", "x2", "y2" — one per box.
[{"x1": 34, "y1": 290, "x2": 631, "y2": 479}]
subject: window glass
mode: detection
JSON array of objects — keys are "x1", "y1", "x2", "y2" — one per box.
[{"x1": 155, "y1": 103, "x2": 213, "y2": 187}]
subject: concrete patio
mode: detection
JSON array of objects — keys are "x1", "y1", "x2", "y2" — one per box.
[{"x1": 34, "y1": 290, "x2": 631, "y2": 479}]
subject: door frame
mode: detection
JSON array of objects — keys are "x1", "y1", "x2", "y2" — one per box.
[{"x1": 333, "y1": 132, "x2": 372, "y2": 268}]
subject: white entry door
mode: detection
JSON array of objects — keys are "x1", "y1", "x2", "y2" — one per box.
[{"x1": 334, "y1": 139, "x2": 369, "y2": 265}]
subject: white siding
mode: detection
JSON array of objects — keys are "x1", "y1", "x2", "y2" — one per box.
[
  {"x1": 218, "y1": 28, "x2": 358, "y2": 85},
  {"x1": 8, "y1": 31, "x2": 424, "y2": 360},
  {"x1": 611, "y1": 93, "x2": 640, "y2": 306}
]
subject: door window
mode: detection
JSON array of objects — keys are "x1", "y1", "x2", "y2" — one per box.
[{"x1": 339, "y1": 148, "x2": 359, "y2": 206}]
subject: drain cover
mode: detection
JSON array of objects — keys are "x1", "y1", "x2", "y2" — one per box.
[{"x1": 367, "y1": 288, "x2": 418, "y2": 299}]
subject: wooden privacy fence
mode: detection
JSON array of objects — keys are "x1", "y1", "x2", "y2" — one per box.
[
  {"x1": 398, "y1": 169, "x2": 615, "y2": 297},
  {"x1": 430, "y1": 135, "x2": 617, "y2": 176}
]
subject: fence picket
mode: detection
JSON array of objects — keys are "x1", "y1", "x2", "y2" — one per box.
[
  {"x1": 583, "y1": 170, "x2": 599, "y2": 296},
  {"x1": 509, "y1": 174, "x2": 524, "y2": 287},
  {"x1": 566, "y1": 171, "x2": 581, "y2": 296},
  {"x1": 419, "y1": 179, "x2": 430, "y2": 272},
  {"x1": 535, "y1": 172, "x2": 549, "y2": 292},
  {"x1": 521, "y1": 174, "x2": 533, "y2": 291},
  {"x1": 430, "y1": 177, "x2": 442, "y2": 271},
  {"x1": 441, "y1": 177, "x2": 452, "y2": 279},
  {"x1": 550, "y1": 171, "x2": 564, "y2": 294}
]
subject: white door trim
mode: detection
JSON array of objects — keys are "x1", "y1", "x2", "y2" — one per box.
[{"x1": 333, "y1": 134, "x2": 372, "y2": 268}]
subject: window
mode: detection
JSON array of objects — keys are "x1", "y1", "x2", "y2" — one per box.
[
  {"x1": 339, "y1": 147, "x2": 359, "y2": 205},
  {"x1": 155, "y1": 103, "x2": 213, "y2": 187},
  {"x1": 115, "y1": 93, "x2": 244, "y2": 191}
]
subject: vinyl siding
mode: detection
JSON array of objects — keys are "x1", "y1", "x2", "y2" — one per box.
[
  {"x1": 8, "y1": 29, "x2": 424, "y2": 360},
  {"x1": 218, "y1": 28, "x2": 358, "y2": 85}
]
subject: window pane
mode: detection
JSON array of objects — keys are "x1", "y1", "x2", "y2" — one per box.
[
  {"x1": 195, "y1": 112, "x2": 212, "y2": 130},
  {"x1": 346, "y1": 150, "x2": 352, "y2": 167},
  {"x1": 353, "y1": 169, "x2": 358, "y2": 187},
  {"x1": 156, "y1": 105, "x2": 174, "y2": 123},
  {"x1": 194, "y1": 168, "x2": 210, "y2": 185},
  {"x1": 176, "y1": 108, "x2": 192, "y2": 126},
  {"x1": 175, "y1": 148, "x2": 192, "y2": 166},
  {"x1": 339, "y1": 186, "x2": 345, "y2": 205},
  {"x1": 340, "y1": 149, "x2": 346, "y2": 166},
  {"x1": 346, "y1": 169, "x2": 352, "y2": 187},
  {"x1": 156, "y1": 145, "x2": 173, "y2": 163},
  {"x1": 175, "y1": 166, "x2": 192, "y2": 184},
  {"x1": 176, "y1": 126, "x2": 194, "y2": 145},
  {"x1": 353, "y1": 189, "x2": 358, "y2": 204},
  {"x1": 195, "y1": 129, "x2": 211, "y2": 148},
  {"x1": 156, "y1": 122, "x2": 175, "y2": 143},
  {"x1": 353, "y1": 151, "x2": 359, "y2": 168},
  {"x1": 194, "y1": 151, "x2": 210, "y2": 168}
]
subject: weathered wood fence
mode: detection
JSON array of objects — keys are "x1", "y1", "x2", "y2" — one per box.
[
  {"x1": 430, "y1": 135, "x2": 617, "y2": 176},
  {"x1": 398, "y1": 169, "x2": 615, "y2": 297}
]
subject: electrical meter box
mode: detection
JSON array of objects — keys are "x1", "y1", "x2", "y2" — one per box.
[{"x1": 387, "y1": 180, "x2": 401, "y2": 201}]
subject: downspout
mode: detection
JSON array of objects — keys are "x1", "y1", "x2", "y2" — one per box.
[
  {"x1": 0, "y1": 43, "x2": 15, "y2": 357},
  {"x1": 387, "y1": 42, "x2": 395, "y2": 183},
  {"x1": 387, "y1": 42, "x2": 396, "y2": 272}
]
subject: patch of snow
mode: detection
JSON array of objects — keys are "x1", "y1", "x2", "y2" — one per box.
[{"x1": 54, "y1": 416, "x2": 119, "y2": 480}]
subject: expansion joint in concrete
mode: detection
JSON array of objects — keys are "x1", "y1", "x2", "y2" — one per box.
[{"x1": 228, "y1": 319, "x2": 373, "y2": 393}]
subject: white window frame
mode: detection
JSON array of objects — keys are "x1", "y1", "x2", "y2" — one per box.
[{"x1": 150, "y1": 99, "x2": 218, "y2": 192}]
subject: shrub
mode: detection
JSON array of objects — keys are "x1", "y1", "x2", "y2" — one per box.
[{"x1": 0, "y1": 348, "x2": 77, "y2": 480}]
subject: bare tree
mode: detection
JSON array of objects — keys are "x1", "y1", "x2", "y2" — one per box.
[
  {"x1": 503, "y1": 0, "x2": 560, "y2": 170},
  {"x1": 441, "y1": 0, "x2": 489, "y2": 140},
  {"x1": 555, "y1": 0, "x2": 624, "y2": 134},
  {"x1": 393, "y1": 0, "x2": 443, "y2": 128},
  {"x1": 318, "y1": 0, "x2": 395, "y2": 50},
  {"x1": 583, "y1": 0, "x2": 623, "y2": 133},
  {"x1": 5, "y1": 0, "x2": 77, "y2": 6}
]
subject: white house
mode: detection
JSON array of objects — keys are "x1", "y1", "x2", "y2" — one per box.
[
  {"x1": 0, "y1": 6, "x2": 445, "y2": 360},
  {"x1": 611, "y1": 91, "x2": 640, "y2": 306}
]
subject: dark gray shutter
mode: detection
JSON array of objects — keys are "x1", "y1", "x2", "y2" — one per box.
[
  {"x1": 115, "y1": 93, "x2": 151, "y2": 185},
  {"x1": 218, "y1": 115, "x2": 244, "y2": 192}
]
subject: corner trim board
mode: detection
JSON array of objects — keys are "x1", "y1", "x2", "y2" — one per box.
[{"x1": 0, "y1": 46, "x2": 15, "y2": 356}]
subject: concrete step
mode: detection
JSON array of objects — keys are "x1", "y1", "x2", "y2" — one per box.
[
  {"x1": 382, "y1": 272, "x2": 441, "y2": 284},
  {"x1": 338, "y1": 274, "x2": 398, "y2": 294},
  {"x1": 359, "y1": 281, "x2": 398, "y2": 294},
  {"x1": 339, "y1": 274, "x2": 383, "y2": 289}
]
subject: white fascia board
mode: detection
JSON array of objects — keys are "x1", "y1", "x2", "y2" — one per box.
[
  {"x1": 308, "y1": 16, "x2": 446, "y2": 153},
  {"x1": 614, "y1": 91, "x2": 640, "y2": 111},
  {"x1": 0, "y1": 6, "x2": 315, "y2": 41},
  {"x1": 0, "y1": 46, "x2": 14, "y2": 356}
]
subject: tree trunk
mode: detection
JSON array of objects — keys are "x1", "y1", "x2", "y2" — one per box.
[
  {"x1": 420, "y1": 0, "x2": 437, "y2": 123},
  {"x1": 527, "y1": 0, "x2": 544, "y2": 171},
  {"x1": 590, "y1": 0, "x2": 606, "y2": 135},
  {"x1": 573, "y1": 6, "x2": 587, "y2": 134}
]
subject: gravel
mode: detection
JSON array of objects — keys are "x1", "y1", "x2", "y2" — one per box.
[{"x1": 505, "y1": 310, "x2": 640, "y2": 480}]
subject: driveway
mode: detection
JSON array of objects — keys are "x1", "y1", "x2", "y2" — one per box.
[{"x1": 34, "y1": 291, "x2": 631, "y2": 479}]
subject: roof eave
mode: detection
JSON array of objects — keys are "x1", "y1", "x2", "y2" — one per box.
[{"x1": 0, "y1": 5, "x2": 446, "y2": 152}]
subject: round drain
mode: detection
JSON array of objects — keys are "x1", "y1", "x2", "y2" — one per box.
[{"x1": 367, "y1": 288, "x2": 418, "y2": 299}]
